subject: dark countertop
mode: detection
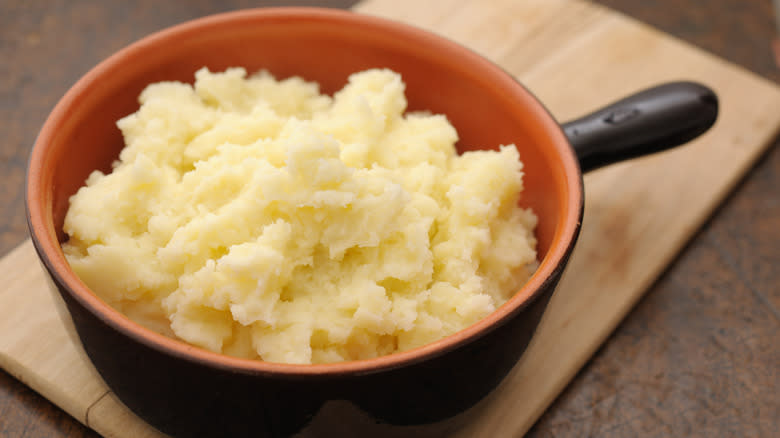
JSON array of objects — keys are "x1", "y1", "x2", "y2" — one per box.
[{"x1": 1, "y1": 1, "x2": 777, "y2": 437}]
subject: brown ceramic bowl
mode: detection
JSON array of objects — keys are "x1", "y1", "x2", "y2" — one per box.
[{"x1": 26, "y1": 8, "x2": 717, "y2": 437}]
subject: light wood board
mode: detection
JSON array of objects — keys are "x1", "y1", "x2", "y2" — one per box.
[{"x1": 2, "y1": 0, "x2": 780, "y2": 436}]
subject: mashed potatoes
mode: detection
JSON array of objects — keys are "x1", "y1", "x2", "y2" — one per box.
[{"x1": 62, "y1": 68, "x2": 538, "y2": 364}]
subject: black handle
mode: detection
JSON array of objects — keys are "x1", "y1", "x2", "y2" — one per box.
[{"x1": 561, "y1": 81, "x2": 718, "y2": 173}]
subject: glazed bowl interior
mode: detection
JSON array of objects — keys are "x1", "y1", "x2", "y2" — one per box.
[{"x1": 27, "y1": 8, "x2": 582, "y2": 374}]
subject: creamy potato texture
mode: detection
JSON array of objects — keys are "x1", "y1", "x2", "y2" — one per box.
[{"x1": 63, "y1": 68, "x2": 538, "y2": 364}]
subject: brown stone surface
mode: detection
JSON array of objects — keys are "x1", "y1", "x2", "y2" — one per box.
[{"x1": 0, "y1": 0, "x2": 777, "y2": 437}]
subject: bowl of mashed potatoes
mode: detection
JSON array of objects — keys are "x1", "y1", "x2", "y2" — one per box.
[{"x1": 26, "y1": 8, "x2": 717, "y2": 437}]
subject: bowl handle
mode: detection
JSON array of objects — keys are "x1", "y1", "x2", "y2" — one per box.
[{"x1": 561, "y1": 81, "x2": 718, "y2": 173}]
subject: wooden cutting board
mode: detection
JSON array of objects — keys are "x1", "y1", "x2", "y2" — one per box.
[{"x1": 2, "y1": 0, "x2": 779, "y2": 436}]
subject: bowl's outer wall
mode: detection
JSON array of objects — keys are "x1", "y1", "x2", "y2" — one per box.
[
  {"x1": 27, "y1": 8, "x2": 584, "y2": 436},
  {"x1": 47, "y1": 263, "x2": 560, "y2": 436}
]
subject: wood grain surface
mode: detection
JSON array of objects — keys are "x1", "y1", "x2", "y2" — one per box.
[{"x1": 0, "y1": 1, "x2": 778, "y2": 437}]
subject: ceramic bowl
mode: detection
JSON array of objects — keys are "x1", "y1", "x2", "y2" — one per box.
[{"x1": 26, "y1": 8, "x2": 717, "y2": 437}]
